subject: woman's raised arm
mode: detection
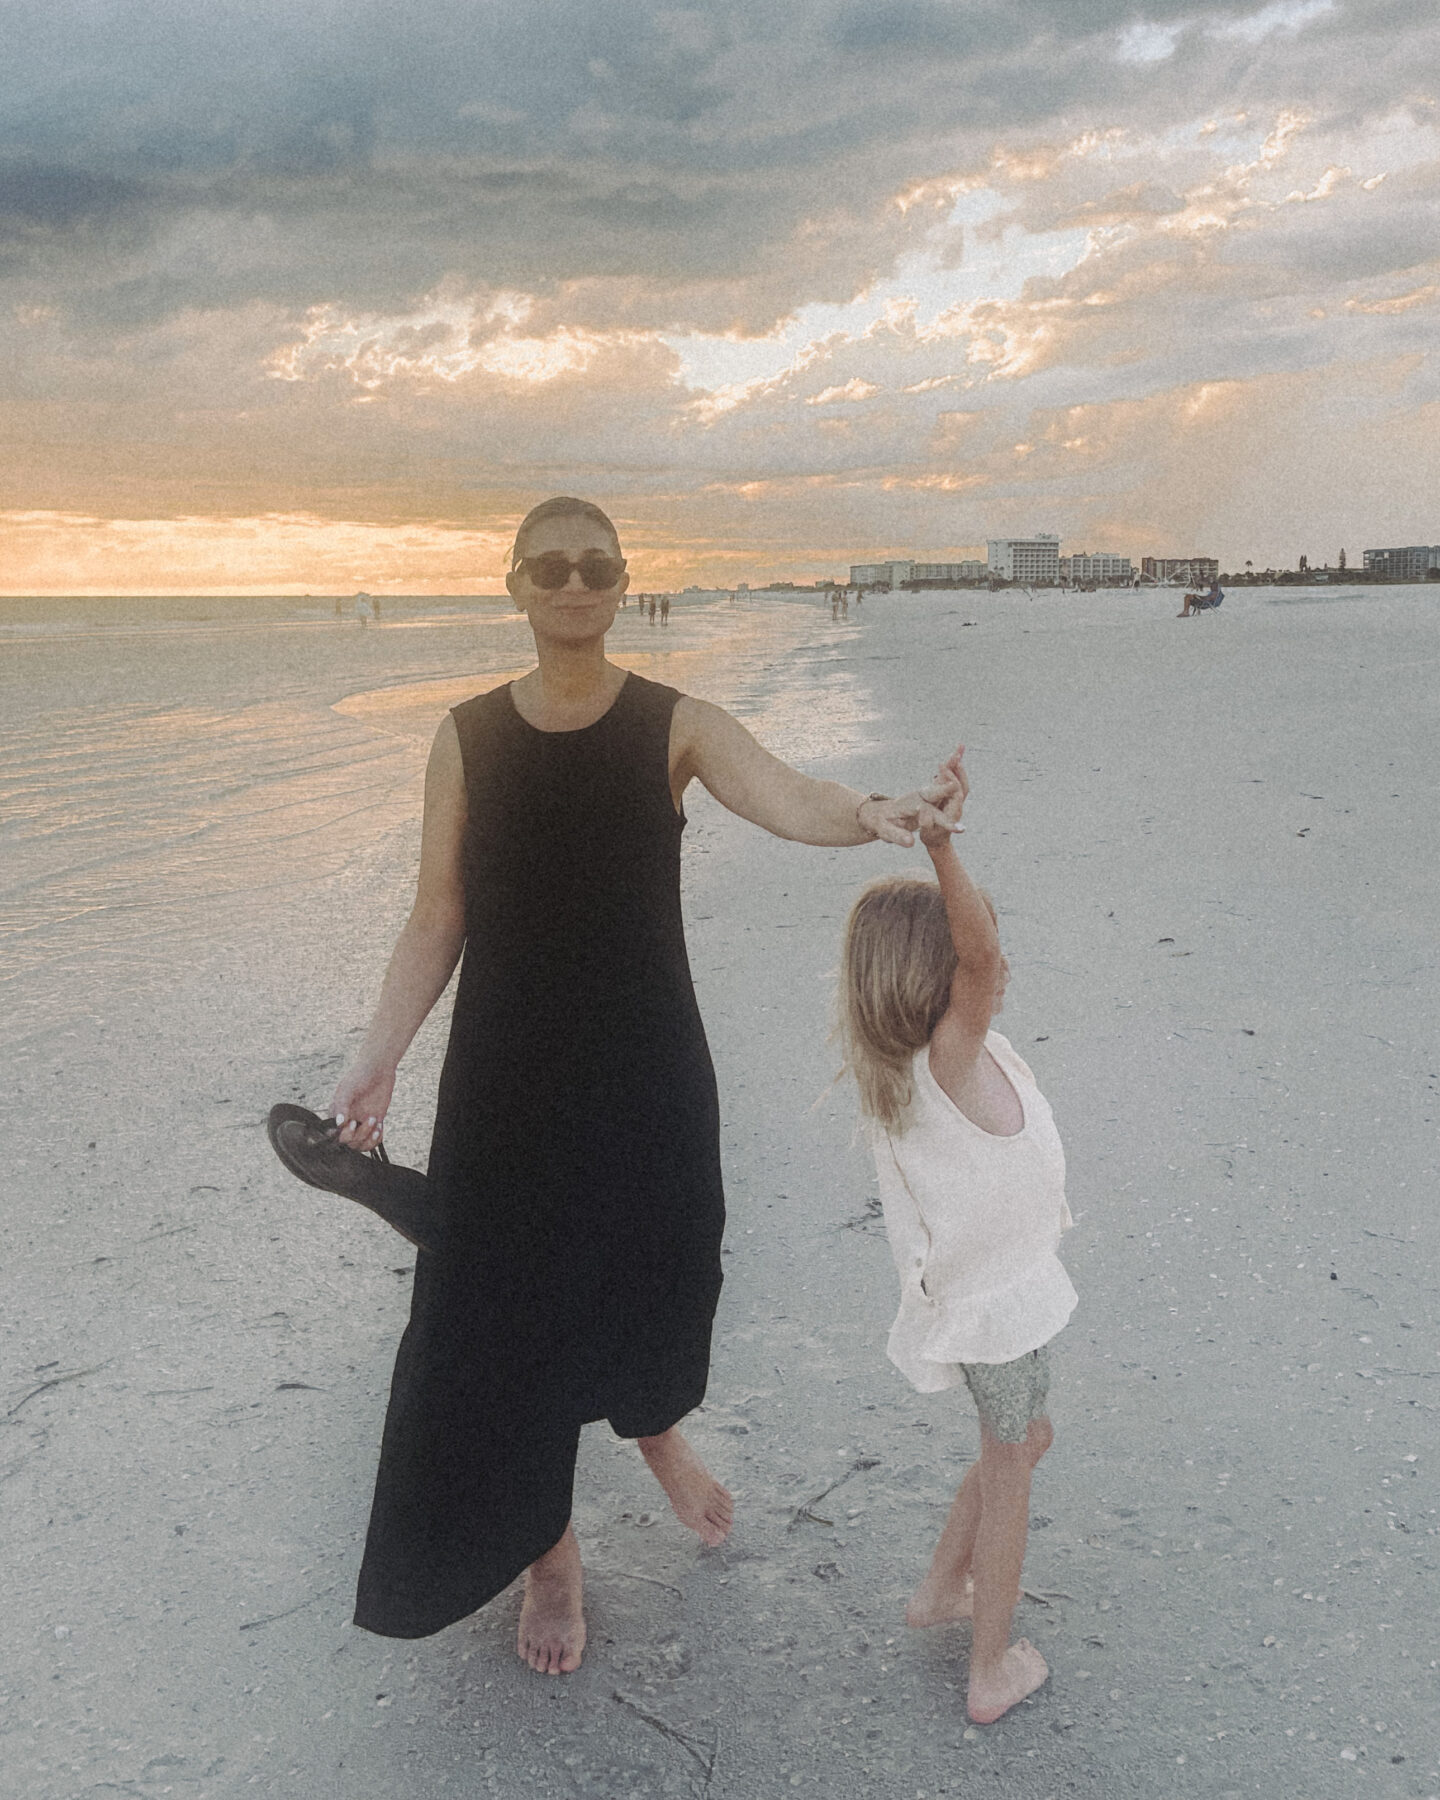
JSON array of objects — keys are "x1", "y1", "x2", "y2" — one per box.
[
  {"x1": 329, "y1": 715, "x2": 469, "y2": 1149},
  {"x1": 671, "y1": 697, "x2": 961, "y2": 847}
]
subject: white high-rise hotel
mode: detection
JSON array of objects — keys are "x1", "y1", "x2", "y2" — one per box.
[
  {"x1": 986, "y1": 535, "x2": 1061, "y2": 582},
  {"x1": 850, "y1": 533, "x2": 1136, "y2": 587}
]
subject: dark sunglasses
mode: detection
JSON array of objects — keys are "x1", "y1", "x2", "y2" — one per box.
[{"x1": 513, "y1": 551, "x2": 627, "y2": 591}]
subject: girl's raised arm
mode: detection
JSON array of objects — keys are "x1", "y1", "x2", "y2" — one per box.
[{"x1": 921, "y1": 768, "x2": 1002, "y2": 1065}]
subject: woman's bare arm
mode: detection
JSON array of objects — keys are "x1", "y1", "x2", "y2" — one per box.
[
  {"x1": 329, "y1": 715, "x2": 468, "y2": 1148},
  {"x1": 671, "y1": 697, "x2": 959, "y2": 846}
]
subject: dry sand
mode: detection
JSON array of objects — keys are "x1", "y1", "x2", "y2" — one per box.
[{"x1": 2, "y1": 585, "x2": 1437, "y2": 1799}]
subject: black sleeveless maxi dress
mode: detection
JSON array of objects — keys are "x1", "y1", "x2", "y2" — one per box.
[{"x1": 353, "y1": 673, "x2": 725, "y2": 1639}]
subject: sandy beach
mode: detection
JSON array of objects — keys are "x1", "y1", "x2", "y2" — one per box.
[{"x1": 2, "y1": 584, "x2": 1437, "y2": 1799}]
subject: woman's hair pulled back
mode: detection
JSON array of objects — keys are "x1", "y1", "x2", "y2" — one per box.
[
  {"x1": 511, "y1": 496, "x2": 622, "y2": 566},
  {"x1": 839, "y1": 876, "x2": 958, "y2": 1132}
]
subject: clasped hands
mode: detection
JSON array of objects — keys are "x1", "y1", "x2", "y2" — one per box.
[{"x1": 861, "y1": 745, "x2": 969, "y2": 849}]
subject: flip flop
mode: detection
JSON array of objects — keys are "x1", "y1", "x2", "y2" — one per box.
[{"x1": 265, "y1": 1103, "x2": 440, "y2": 1254}]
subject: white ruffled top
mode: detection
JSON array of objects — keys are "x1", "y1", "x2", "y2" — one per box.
[{"x1": 872, "y1": 1030, "x2": 1077, "y2": 1390}]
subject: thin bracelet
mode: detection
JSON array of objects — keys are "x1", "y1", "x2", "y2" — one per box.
[{"x1": 856, "y1": 792, "x2": 890, "y2": 838}]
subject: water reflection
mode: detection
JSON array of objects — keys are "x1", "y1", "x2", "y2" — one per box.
[
  {"x1": 332, "y1": 602, "x2": 876, "y2": 767},
  {"x1": 0, "y1": 596, "x2": 873, "y2": 1047}
]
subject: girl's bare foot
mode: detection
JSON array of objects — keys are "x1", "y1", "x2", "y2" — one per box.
[
  {"x1": 638, "y1": 1428, "x2": 734, "y2": 1546},
  {"x1": 967, "y1": 1639, "x2": 1049, "y2": 1723},
  {"x1": 906, "y1": 1570, "x2": 974, "y2": 1627},
  {"x1": 517, "y1": 1526, "x2": 586, "y2": 1675}
]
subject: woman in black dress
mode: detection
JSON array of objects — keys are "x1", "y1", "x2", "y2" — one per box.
[{"x1": 330, "y1": 496, "x2": 961, "y2": 1672}]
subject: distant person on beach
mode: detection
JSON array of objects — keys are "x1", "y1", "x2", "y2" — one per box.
[
  {"x1": 326, "y1": 494, "x2": 962, "y2": 1675},
  {"x1": 660, "y1": 594, "x2": 670, "y2": 624},
  {"x1": 839, "y1": 759, "x2": 1077, "y2": 1724},
  {"x1": 1178, "y1": 582, "x2": 1223, "y2": 617}
]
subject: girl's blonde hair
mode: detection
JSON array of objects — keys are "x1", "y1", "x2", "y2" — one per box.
[{"x1": 839, "y1": 875, "x2": 958, "y2": 1133}]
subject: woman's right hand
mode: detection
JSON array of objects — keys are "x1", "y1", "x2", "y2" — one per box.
[{"x1": 329, "y1": 1061, "x2": 396, "y2": 1152}]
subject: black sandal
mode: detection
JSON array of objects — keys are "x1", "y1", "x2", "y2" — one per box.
[{"x1": 265, "y1": 1104, "x2": 440, "y2": 1254}]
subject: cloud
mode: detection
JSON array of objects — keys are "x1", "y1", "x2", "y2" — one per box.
[
  {"x1": 1213, "y1": 0, "x2": 1336, "y2": 46},
  {"x1": 807, "y1": 378, "x2": 882, "y2": 405},
  {"x1": 2, "y1": 0, "x2": 1439, "y2": 587},
  {"x1": 2, "y1": 0, "x2": 1418, "y2": 322},
  {"x1": 1116, "y1": 20, "x2": 1188, "y2": 65}
]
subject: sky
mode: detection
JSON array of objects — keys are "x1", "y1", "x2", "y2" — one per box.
[{"x1": 2, "y1": 0, "x2": 1437, "y2": 593}]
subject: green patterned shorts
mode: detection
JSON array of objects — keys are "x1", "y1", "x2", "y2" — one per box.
[{"x1": 959, "y1": 1344, "x2": 1052, "y2": 1444}]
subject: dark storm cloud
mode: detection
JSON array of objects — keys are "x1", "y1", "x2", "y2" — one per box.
[
  {"x1": 0, "y1": 161, "x2": 148, "y2": 290},
  {"x1": 827, "y1": 1, "x2": 1023, "y2": 58},
  {"x1": 4, "y1": 0, "x2": 1423, "y2": 329},
  {"x1": 0, "y1": 163, "x2": 145, "y2": 230}
]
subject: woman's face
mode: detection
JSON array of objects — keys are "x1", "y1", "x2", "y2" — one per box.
[{"x1": 509, "y1": 513, "x2": 629, "y2": 646}]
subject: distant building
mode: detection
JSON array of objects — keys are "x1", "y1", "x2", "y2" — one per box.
[
  {"x1": 850, "y1": 560, "x2": 914, "y2": 588},
  {"x1": 1141, "y1": 556, "x2": 1219, "y2": 584},
  {"x1": 1363, "y1": 544, "x2": 1440, "y2": 580},
  {"x1": 848, "y1": 558, "x2": 988, "y2": 587},
  {"x1": 910, "y1": 560, "x2": 989, "y2": 584},
  {"x1": 987, "y1": 535, "x2": 1061, "y2": 583},
  {"x1": 1061, "y1": 552, "x2": 1135, "y2": 585}
]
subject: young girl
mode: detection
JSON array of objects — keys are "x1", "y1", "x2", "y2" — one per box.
[{"x1": 840, "y1": 750, "x2": 1078, "y2": 1725}]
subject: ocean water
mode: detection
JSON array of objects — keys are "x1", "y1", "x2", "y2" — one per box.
[
  {"x1": 12, "y1": 577, "x2": 1417, "y2": 1055},
  {"x1": 0, "y1": 592, "x2": 874, "y2": 1049}
]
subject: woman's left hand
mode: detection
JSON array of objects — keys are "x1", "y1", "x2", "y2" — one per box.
[
  {"x1": 868, "y1": 783, "x2": 961, "y2": 846},
  {"x1": 869, "y1": 744, "x2": 967, "y2": 847}
]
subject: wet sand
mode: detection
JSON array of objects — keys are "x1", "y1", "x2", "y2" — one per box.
[{"x1": 3, "y1": 586, "x2": 1437, "y2": 1798}]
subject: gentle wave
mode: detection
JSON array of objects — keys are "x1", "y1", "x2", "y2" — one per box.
[{"x1": 0, "y1": 594, "x2": 874, "y2": 1048}]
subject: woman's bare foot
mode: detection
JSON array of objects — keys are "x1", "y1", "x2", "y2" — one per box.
[
  {"x1": 637, "y1": 1428, "x2": 734, "y2": 1546},
  {"x1": 906, "y1": 1570, "x2": 974, "y2": 1627},
  {"x1": 967, "y1": 1639, "x2": 1049, "y2": 1723},
  {"x1": 517, "y1": 1526, "x2": 586, "y2": 1675}
]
